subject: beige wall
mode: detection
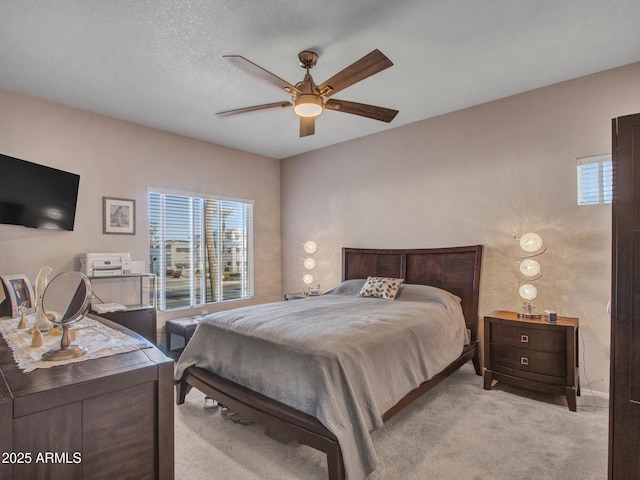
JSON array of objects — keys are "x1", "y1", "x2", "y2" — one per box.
[
  {"x1": 3, "y1": 62, "x2": 639, "y2": 394},
  {"x1": 281, "y1": 61, "x2": 640, "y2": 395},
  {"x1": 0, "y1": 89, "x2": 282, "y2": 327}
]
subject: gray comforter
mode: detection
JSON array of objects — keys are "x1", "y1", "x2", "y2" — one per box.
[{"x1": 174, "y1": 280, "x2": 467, "y2": 480}]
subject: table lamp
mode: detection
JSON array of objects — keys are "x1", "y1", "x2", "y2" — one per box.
[{"x1": 517, "y1": 232, "x2": 545, "y2": 319}]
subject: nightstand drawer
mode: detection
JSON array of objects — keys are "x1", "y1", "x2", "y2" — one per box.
[
  {"x1": 491, "y1": 323, "x2": 565, "y2": 353},
  {"x1": 491, "y1": 343, "x2": 566, "y2": 378}
]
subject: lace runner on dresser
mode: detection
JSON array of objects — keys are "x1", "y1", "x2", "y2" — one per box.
[{"x1": 0, "y1": 315, "x2": 149, "y2": 372}]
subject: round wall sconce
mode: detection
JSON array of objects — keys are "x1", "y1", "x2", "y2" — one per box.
[
  {"x1": 303, "y1": 240, "x2": 318, "y2": 254},
  {"x1": 519, "y1": 232, "x2": 543, "y2": 253},
  {"x1": 303, "y1": 273, "x2": 314, "y2": 285},
  {"x1": 303, "y1": 257, "x2": 316, "y2": 270},
  {"x1": 519, "y1": 258, "x2": 541, "y2": 277},
  {"x1": 518, "y1": 283, "x2": 538, "y2": 302}
]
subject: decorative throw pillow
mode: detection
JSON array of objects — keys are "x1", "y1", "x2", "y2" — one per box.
[{"x1": 358, "y1": 276, "x2": 404, "y2": 300}]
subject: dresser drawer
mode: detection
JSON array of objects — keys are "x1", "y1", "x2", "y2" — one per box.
[
  {"x1": 491, "y1": 323, "x2": 565, "y2": 353},
  {"x1": 491, "y1": 343, "x2": 567, "y2": 378}
]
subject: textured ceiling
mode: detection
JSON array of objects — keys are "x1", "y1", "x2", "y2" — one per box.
[{"x1": 1, "y1": 1, "x2": 640, "y2": 159}]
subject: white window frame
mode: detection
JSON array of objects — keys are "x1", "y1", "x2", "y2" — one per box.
[
  {"x1": 148, "y1": 187, "x2": 254, "y2": 311},
  {"x1": 577, "y1": 154, "x2": 612, "y2": 205}
]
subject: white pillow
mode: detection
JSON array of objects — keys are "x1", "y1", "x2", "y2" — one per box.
[{"x1": 358, "y1": 276, "x2": 404, "y2": 300}]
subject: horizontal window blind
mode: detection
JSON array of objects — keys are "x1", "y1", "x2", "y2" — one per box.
[
  {"x1": 149, "y1": 190, "x2": 253, "y2": 311},
  {"x1": 577, "y1": 154, "x2": 612, "y2": 205}
]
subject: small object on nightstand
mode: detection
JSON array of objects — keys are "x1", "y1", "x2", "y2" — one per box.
[
  {"x1": 284, "y1": 292, "x2": 306, "y2": 301},
  {"x1": 543, "y1": 309, "x2": 557, "y2": 322},
  {"x1": 483, "y1": 310, "x2": 580, "y2": 411},
  {"x1": 518, "y1": 300, "x2": 541, "y2": 319}
]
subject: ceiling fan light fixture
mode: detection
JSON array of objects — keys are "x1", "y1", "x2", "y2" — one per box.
[
  {"x1": 220, "y1": 49, "x2": 397, "y2": 136},
  {"x1": 294, "y1": 94, "x2": 324, "y2": 118}
]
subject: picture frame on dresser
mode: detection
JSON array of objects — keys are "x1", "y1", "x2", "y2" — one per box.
[
  {"x1": 103, "y1": 196, "x2": 136, "y2": 235},
  {"x1": 0, "y1": 274, "x2": 35, "y2": 317}
]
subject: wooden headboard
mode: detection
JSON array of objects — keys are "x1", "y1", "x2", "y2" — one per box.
[{"x1": 342, "y1": 246, "x2": 483, "y2": 340}]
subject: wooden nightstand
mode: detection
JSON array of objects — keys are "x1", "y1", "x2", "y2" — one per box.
[{"x1": 483, "y1": 310, "x2": 580, "y2": 411}]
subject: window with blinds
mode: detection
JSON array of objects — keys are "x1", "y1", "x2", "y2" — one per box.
[
  {"x1": 149, "y1": 189, "x2": 253, "y2": 311},
  {"x1": 577, "y1": 154, "x2": 612, "y2": 205}
]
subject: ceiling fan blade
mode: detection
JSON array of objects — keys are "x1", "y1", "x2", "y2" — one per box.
[
  {"x1": 216, "y1": 101, "x2": 292, "y2": 117},
  {"x1": 299, "y1": 116, "x2": 315, "y2": 137},
  {"x1": 316, "y1": 49, "x2": 393, "y2": 97},
  {"x1": 324, "y1": 99, "x2": 398, "y2": 123},
  {"x1": 224, "y1": 55, "x2": 301, "y2": 95}
]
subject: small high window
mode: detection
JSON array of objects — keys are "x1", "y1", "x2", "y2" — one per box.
[{"x1": 577, "y1": 154, "x2": 612, "y2": 205}]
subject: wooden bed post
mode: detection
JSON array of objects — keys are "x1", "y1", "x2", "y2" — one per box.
[
  {"x1": 326, "y1": 445, "x2": 345, "y2": 480},
  {"x1": 176, "y1": 379, "x2": 191, "y2": 405}
]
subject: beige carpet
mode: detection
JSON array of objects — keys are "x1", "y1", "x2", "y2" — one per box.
[{"x1": 174, "y1": 364, "x2": 608, "y2": 480}]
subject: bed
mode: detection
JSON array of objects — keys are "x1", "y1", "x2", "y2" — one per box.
[{"x1": 175, "y1": 245, "x2": 483, "y2": 480}]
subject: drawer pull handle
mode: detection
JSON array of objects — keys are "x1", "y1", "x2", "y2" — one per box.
[
  {"x1": 521, "y1": 334, "x2": 529, "y2": 343},
  {"x1": 521, "y1": 357, "x2": 529, "y2": 366}
]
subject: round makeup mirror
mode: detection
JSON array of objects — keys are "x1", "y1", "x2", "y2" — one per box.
[{"x1": 41, "y1": 271, "x2": 91, "y2": 361}]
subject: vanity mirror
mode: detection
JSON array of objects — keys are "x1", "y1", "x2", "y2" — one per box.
[{"x1": 41, "y1": 271, "x2": 92, "y2": 361}]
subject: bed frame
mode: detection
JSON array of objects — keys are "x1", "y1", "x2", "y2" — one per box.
[{"x1": 176, "y1": 245, "x2": 483, "y2": 480}]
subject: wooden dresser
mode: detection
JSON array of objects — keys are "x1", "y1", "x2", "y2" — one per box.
[
  {"x1": 483, "y1": 310, "x2": 579, "y2": 411},
  {"x1": 0, "y1": 314, "x2": 174, "y2": 479}
]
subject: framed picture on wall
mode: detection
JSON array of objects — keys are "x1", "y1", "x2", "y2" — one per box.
[
  {"x1": 0, "y1": 274, "x2": 35, "y2": 317},
  {"x1": 103, "y1": 197, "x2": 136, "y2": 235}
]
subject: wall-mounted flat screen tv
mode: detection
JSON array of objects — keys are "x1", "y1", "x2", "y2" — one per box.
[{"x1": 0, "y1": 153, "x2": 80, "y2": 231}]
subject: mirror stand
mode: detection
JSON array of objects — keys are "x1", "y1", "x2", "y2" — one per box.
[{"x1": 42, "y1": 324, "x2": 88, "y2": 360}]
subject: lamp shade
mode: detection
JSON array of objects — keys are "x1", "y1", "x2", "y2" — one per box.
[
  {"x1": 294, "y1": 95, "x2": 324, "y2": 118},
  {"x1": 518, "y1": 283, "x2": 538, "y2": 301},
  {"x1": 519, "y1": 232, "x2": 543, "y2": 253},
  {"x1": 303, "y1": 240, "x2": 317, "y2": 254},
  {"x1": 519, "y1": 258, "x2": 541, "y2": 277}
]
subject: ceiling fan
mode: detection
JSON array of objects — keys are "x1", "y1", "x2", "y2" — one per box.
[{"x1": 216, "y1": 49, "x2": 399, "y2": 137}]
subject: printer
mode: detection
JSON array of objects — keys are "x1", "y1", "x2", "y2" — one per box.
[{"x1": 80, "y1": 253, "x2": 132, "y2": 277}]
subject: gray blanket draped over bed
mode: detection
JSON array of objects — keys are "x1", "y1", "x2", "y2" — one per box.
[{"x1": 174, "y1": 280, "x2": 467, "y2": 480}]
